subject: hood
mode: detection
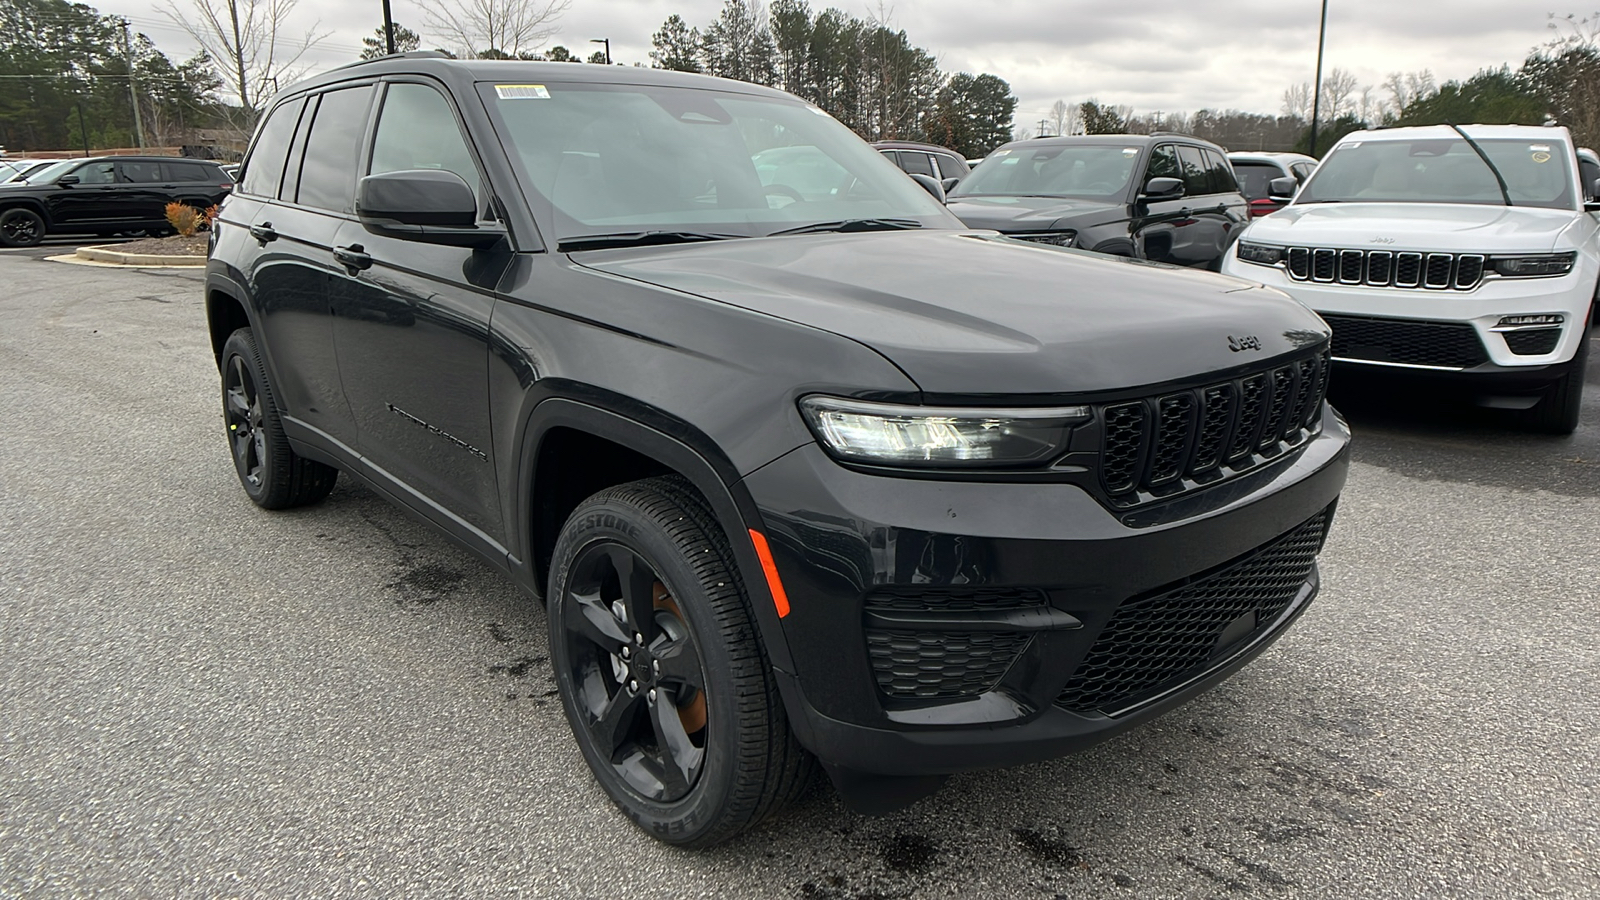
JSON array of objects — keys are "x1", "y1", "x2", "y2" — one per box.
[
  {"x1": 573, "y1": 231, "x2": 1329, "y2": 397},
  {"x1": 944, "y1": 195, "x2": 1122, "y2": 233},
  {"x1": 1247, "y1": 202, "x2": 1579, "y2": 253}
]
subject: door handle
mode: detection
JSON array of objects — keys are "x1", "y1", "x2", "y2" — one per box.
[
  {"x1": 249, "y1": 222, "x2": 277, "y2": 244},
  {"x1": 334, "y1": 244, "x2": 373, "y2": 272}
]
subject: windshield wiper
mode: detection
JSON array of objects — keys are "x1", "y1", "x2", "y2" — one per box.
[
  {"x1": 766, "y1": 218, "x2": 923, "y2": 236},
  {"x1": 1446, "y1": 121, "x2": 1514, "y2": 207},
  {"x1": 558, "y1": 230, "x2": 739, "y2": 252}
]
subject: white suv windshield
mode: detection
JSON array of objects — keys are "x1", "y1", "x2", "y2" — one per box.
[
  {"x1": 478, "y1": 81, "x2": 952, "y2": 241},
  {"x1": 949, "y1": 144, "x2": 1140, "y2": 199},
  {"x1": 1298, "y1": 138, "x2": 1574, "y2": 210}
]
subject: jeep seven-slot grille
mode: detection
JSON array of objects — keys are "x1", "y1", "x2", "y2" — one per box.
[
  {"x1": 1322, "y1": 314, "x2": 1489, "y2": 369},
  {"x1": 1055, "y1": 509, "x2": 1330, "y2": 715},
  {"x1": 1286, "y1": 247, "x2": 1485, "y2": 290},
  {"x1": 1098, "y1": 349, "x2": 1329, "y2": 502}
]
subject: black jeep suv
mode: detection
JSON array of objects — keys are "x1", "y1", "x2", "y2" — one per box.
[
  {"x1": 0, "y1": 156, "x2": 232, "y2": 247},
  {"x1": 945, "y1": 133, "x2": 1249, "y2": 269},
  {"x1": 206, "y1": 54, "x2": 1349, "y2": 846}
]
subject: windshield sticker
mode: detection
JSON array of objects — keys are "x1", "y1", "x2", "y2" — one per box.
[
  {"x1": 1122, "y1": 148, "x2": 1138, "y2": 157},
  {"x1": 1530, "y1": 144, "x2": 1550, "y2": 151},
  {"x1": 991, "y1": 149, "x2": 1011, "y2": 157},
  {"x1": 1532, "y1": 151, "x2": 1552, "y2": 163},
  {"x1": 1343, "y1": 141, "x2": 1360, "y2": 148},
  {"x1": 495, "y1": 84, "x2": 550, "y2": 100}
]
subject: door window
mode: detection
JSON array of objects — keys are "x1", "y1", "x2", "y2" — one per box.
[
  {"x1": 1204, "y1": 149, "x2": 1238, "y2": 193},
  {"x1": 1147, "y1": 144, "x2": 1181, "y2": 183},
  {"x1": 73, "y1": 162, "x2": 116, "y2": 184},
  {"x1": 240, "y1": 97, "x2": 305, "y2": 198},
  {"x1": 369, "y1": 82, "x2": 484, "y2": 211},
  {"x1": 1176, "y1": 146, "x2": 1211, "y2": 196},
  {"x1": 119, "y1": 161, "x2": 163, "y2": 183},
  {"x1": 898, "y1": 151, "x2": 935, "y2": 177},
  {"x1": 296, "y1": 86, "x2": 375, "y2": 213},
  {"x1": 934, "y1": 153, "x2": 965, "y2": 179},
  {"x1": 165, "y1": 161, "x2": 212, "y2": 182}
]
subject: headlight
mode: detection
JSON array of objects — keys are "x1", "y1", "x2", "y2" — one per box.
[
  {"x1": 798, "y1": 396, "x2": 1090, "y2": 467},
  {"x1": 1016, "y1": 231, "x2": 1077, "y2": 247},
  {"x1": 1489, "y1": 252, "x2": 1576, "y2": 277},
  {"x1": 1236, "y1": 242, "x2": 1285, "y2": 266}
]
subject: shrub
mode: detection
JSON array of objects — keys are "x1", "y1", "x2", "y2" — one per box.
[{"x1": 164, "y1": 202, "x2": 202, "y2": 237}]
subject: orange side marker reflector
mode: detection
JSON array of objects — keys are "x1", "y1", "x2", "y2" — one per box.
[{"x1": 748, "y1": 529, "x2": 791, "y2": 618}]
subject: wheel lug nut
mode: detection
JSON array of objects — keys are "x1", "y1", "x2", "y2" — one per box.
[
  {"x1": 628, "y1": 679, "x2": 639, "y2": 693},
  {"x1": 620, "y1": 646, "x2": 631, "y2": 659},
  {"x1": 647, "y1": 688, "x2": 657, "y2": 702},
  {"x1": 634, "y1": 632, "x2": 645, "y2": 645},
  {"x1": 652, "y1": 660, "x2": 661, "y2": 675}
]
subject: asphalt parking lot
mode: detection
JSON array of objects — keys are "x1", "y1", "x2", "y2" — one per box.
[{"x1": 2, "y1": 250, "x2": 1596, "y2": 899}]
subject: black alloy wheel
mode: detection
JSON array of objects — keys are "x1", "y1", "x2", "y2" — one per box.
[
  {"x1": 218, "y1": 328, "x2": 338, "y2": 508},
  {"x1": 547, "y1": 476, "x2": 814, "y2": 846},
  {"x1": 562, "y1": 541, "x2": 708, "y2": 802},
  {"x1": 0, "y1": 208, "x2": 45, "y2": 248}
]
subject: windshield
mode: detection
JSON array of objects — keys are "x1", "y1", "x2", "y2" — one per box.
[
  {"x1": 478, "y1": 80, "x2": 954, "y2": 242},
  {"x1": 18, "y1": 160, "x2": 82, "y2": 184},
  {"x1": 1297, "y1": 138, "x2": 1575, "y2": 210},
  {"x1": 948, "y1": 143, "x2": 1141, "y2": 199}
]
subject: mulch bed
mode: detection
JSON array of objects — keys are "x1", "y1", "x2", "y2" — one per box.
[{"x1": 108, "y1": 234, "x2": 209, "y2": 255}]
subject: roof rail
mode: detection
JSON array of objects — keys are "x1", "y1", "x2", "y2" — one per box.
[{"x1": 321, "y1": 49, "x2": 456, "y2": 76}]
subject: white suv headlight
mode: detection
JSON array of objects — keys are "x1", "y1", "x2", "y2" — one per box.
[{"x1": 798, "y1": 396, "x2": 1090, "y2": 467}]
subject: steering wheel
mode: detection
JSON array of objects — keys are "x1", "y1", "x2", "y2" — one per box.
[{"x1": 764, "y1": 184, "x2": 805, "y2": 203}]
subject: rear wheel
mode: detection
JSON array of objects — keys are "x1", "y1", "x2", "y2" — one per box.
[
  {"x1": 547, "y1": 476, "x2": 813, "y2": 847},
  {"x1": 0, "y1": 208, "x2": 45, "y2": 247},
  {"x1": 220, "y1": 328, "x2": 338, "y2": 507},
  {"x1": 1523, "y1": 314, "x2": 1590, "y2": 434}
]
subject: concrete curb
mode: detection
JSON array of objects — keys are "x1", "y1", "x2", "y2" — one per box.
[{"x1": 75, "y1": 244, "x2": 205, "y2": 267}]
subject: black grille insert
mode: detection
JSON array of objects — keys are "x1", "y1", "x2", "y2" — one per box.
[
  {"x1": 866, "y1": 631, "x2": 1032, "y2": 699},
  {"x1": 1324, "y1": 314, "x2": 1488, "y2": 369},
  {"x1": 1504, "y1": 328, "x2": 1561, "y2": 356},
  {"x1": 1055, "y1": 509, "x2": 1330, "y2": 715}
]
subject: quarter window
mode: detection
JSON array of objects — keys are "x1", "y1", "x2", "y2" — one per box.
[
  {"x1": 369, "y1": 82, "x2": 484, "y2": 211},
  {"x1": 1204, "y1": 149, "x2": 1238, "y2": 193},
  {"x1": 240, "y1": 97, "x2": 305, "y2": 198},
  {"x1": 165, "y1": 162, "x2": 213, "y2": 182},
  {"x1": 1177, "y1": 146, "x2": 1211, "y2": 196},
  {"x1": 296, "y1": 87, "x2": 375, "y2": 213}
]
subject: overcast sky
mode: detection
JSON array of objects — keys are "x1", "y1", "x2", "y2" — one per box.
[{"x1": 110, "y1": 0, "x2": 1556, "y2": 127}]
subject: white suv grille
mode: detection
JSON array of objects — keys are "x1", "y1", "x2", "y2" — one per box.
[{"x1": 1286, "y1": 247, "x2": 1486, "y2": 290}]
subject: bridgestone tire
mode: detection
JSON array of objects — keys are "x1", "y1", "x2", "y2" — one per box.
[
  {"x1": 1523, "y1": 313, "x2": 1590, "y2": 435},
  {"x1": 220, "y1": 328, "x2": 338, "y2": 508},
  {"x1": 0, "y1": 208, "x2": 45, "y2": 248},
  {"x1": 547, "y1": 475, "x2": 814, "y2": 847}
]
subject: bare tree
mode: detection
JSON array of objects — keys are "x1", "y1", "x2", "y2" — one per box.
[
  {"x1": 1319, "y1": 67, "x2": 1359, "y2": 120},
  {"x1": 1047, "y1": 99, "x2": 1070, "y2": 136},
  {"x1": 160, "y1": 0, "x2": 327, "y2": 118},
  {"x1": 414, "y1": 0, "x2": 570, "y2": 59},
  {"x1": 1281, "y1": 82, "x2": 1313, "y2": 122},
  {"x1": 1382, "y1": 69, "x2": 1436, "y2": 113}
]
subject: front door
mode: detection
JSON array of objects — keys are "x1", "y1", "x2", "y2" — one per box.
[
  {"x1": 46, "y1": 160, "x2": 119, "y2": 227},
  {"x1": 329, "y1": 79, "x2": 511, "y2": 544}
]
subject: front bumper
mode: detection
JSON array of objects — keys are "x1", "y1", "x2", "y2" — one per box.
[{"x1": 742, "y1": 409, "x2": 1350, "y2": 775}]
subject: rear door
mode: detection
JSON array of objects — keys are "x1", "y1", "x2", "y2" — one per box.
[
  {"x1": 114, "y1": 159, "x2": 170, "y2": 225},
  {"x1": 329, "y1": 78, "x2": 510, "y2": 542}
]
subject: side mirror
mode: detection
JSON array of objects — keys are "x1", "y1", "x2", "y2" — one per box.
[
  {"x1": 356, "y1": 169, "x2": 502, "y2": 248},
  {"x1": 1140, "y1": 176, "x2": 1184, "y2": 202},
  {"x1": 908, "y1": 172, "x2": 946, "y2": 203},
  {"x1": 57, "y1": 174, "x2": 79, "y2": 186},
  {"x1": 940, "y1": 176, "x2": 962, "y2": 194},
  {"x1": 1268, "y1": 176, "x2": 1298, "y2": 200}
]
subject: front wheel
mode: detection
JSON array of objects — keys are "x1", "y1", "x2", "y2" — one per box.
[
  {"x1": 0, "y1": 208, "x2": 45, "y2": 247},
  {"x1": 547, "y1": 476, "x2": 813, "y2": 847},
  {"x1": 219, "y1": 328, "x2": 338, "y2": 507},
  {"x1": 1523, "y1": 315, "x2": 1590, "y2": 434}
]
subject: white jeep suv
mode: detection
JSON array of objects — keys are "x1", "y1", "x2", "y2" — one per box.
[{"x1": 1222, "y1": 124, "x2": 1594, "y2": 433}]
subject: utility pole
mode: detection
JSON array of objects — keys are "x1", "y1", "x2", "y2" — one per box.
[
  {"x1": 121, "y1": 19, "x2": 146, "y2": 149},
  {"x1": 1308, "y1": 0, "x2": 1329, "y2": 157},
  {"x1": 590, "y1": 38, "x2": 610, "y2": 64},
  {"x1": 382, "y1": 0, "x2": 397, "y2": 54},
  {"x1": 1037, "y1": 118, "x2": 1048, "y2": 138}
]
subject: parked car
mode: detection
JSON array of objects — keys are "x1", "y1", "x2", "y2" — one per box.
[
  {"x1": 945, "y1": 133, "x2": 1249, "y2": 269},
  {"x1": 1223, "y1": 124, "x2": 1592, "y2": 433},
  {"x1": 208, "y1": 55, "x2": 1348, "y2": 846},
  {"x1": 0, "y1": 158, "x2": 68, "y2": 185},
  {"x1": 1228, "y1": 150, "x2": 1318, "y2": 218},
  {"x1": 0, "y1": 156, "x2": 233, "y2": 247},
  {"x1": 871, "y1": 140, "x2": 970, "y2": 192}
]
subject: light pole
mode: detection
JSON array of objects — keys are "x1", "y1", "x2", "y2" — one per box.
[
  {"x1": 382, "y1": 0, "x2": 397, "y2": 55},
  {"x1": 1308, "y1": 0, "x2": 1329, "y2": 157},
  {"x1": 590, "y1": 38, "x2": 611, "y2": 64}
]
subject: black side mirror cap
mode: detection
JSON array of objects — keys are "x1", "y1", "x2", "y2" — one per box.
[
  {"x1": 908, "y1": 172, "x2": 946, "y2": 203},
  {"x1": 356, "y1": 169, "x2": 503, "y2": 248},
  {"x1": 57, "y1": 174, "x2": 79, "y2": 186},
  {"x1": 1268, "y1": 176, "x2": 1298, "y2": 200},
  {"x1": 1140, "y1": 176, "x2": 1184, "y2": 201}
]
